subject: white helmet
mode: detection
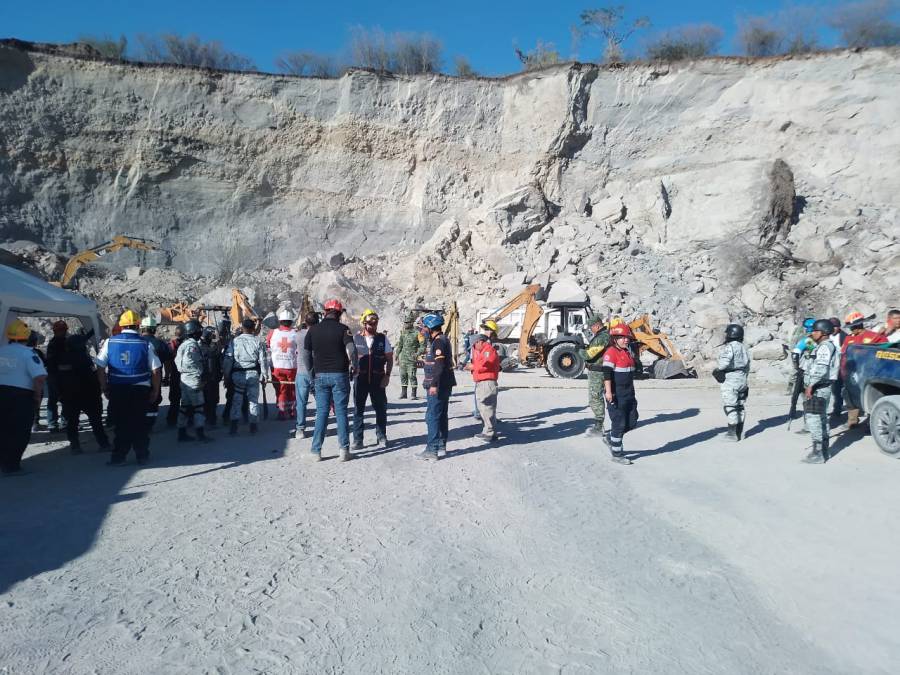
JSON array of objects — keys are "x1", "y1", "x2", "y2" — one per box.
[
  {"x1": 277, "y1": 308, "x2": 295, "y2": 322},
  {"x1": 140, "y1": 316, "x2": 158, "y2": 328}
]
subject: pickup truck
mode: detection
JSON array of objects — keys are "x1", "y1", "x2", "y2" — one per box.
[{"x1": 844, "y1": 344, "x2": 900, "y2": 457}]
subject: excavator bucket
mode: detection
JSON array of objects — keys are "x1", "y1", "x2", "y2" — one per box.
[{"x1": 628, "y1": 314, "x2": 693, "y2": 379}]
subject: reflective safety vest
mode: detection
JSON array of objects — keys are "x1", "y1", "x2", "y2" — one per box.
[
  {"x1": 354, "y1": 332, "x2": 388, "y2": 381},
  {"x1": 107, "y1": 332, "x2": 151, "y2": 385}
]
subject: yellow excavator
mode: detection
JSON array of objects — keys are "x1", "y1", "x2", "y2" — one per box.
[
  {"x1": 56, "y1": 235, "x2": 162, "y2": 288},
  {"x1": 485, "y1": 285, "x2": 690, "y2": 379},
  {"x1": 158, "y1": 288, "x2": 260, "y2": 332}
]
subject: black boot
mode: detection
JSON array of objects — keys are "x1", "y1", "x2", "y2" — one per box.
[
  {"x1": 399, "y1": 387, "x2": 408, "y2": 400},
  {"x1": 177, "y1": 428, "x2": 194, "y2": 442},
  {"x1": 411, "y1": 386, "x2": 418, "y2": 400},
  {"x1": 736, "y1": 422, "x2": 744, "y2": 441},
  {"x1": 229, "y1": 420, "x2": 238, "y2": 436},
  {"x1": 802, "y1": 441, "x2": 826, "y2": 464},
  {"x1": 724, "y1": 425, "x2": 739, "y2": 442},
  {"x1": 196, "y1": 427, "x2": 212, "y2": 443}
]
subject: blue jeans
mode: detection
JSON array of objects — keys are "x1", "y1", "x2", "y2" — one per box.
[
  {"x1": 426, "y1": 388, "x2": 451, "y2": 453},
  {"x1": 294, "y1": 372, "x2": 313, "y2": 432},
  {"x1": 311, "y1": 373, "x2": 350, "y2": 454}
]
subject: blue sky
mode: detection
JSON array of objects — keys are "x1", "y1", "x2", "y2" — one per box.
[{"x1": 1, "y1": 1, "x2": 863, "y2": 74}]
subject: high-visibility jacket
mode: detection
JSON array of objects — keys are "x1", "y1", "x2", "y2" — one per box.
[{"x1": 471, "y1": 338, "x2": 500, "y2": 382}]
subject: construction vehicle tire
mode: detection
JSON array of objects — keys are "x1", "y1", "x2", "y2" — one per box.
[{"x1": 545, "y1": 343, "x2": 586, "y2": 379}]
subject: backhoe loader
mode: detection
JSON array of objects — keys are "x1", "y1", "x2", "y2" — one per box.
[{"x1": 55, "y1": 235, "x2": 163, "y2": 288}]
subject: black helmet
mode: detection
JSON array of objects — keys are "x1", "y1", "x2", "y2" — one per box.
[
  {"x1": 184, "y1": 319, "x2": 203, "y2": 338},
  {"x1": 811, "y1": 319, "x2": 833, "y2": 335},
  {"x1": 724, "y1": 324, "x2": 744, "y2": 342}
]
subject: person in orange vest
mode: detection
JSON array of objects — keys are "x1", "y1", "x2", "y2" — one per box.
[
  {"x1": 267, "y1": 309, "x2": 301, "y2": 420},
  {"x1": 467, "y1": 320, "x2": 501, "y2": 442},
  {"x1": 841, "y1": 311, "x2": 887, "y2": 428}
]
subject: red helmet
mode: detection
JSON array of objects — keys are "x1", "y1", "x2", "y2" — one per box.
[
  {"x1": 609, "y1": 324, "x2": 634, "y2": 339},
  {"x1": 324, "y1": 299, "x2": 343, "y2": 312}
]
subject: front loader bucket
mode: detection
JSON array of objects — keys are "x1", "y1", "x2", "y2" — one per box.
[{"x1": 652, "y1": 358, "x2": 692, "y2": 380}]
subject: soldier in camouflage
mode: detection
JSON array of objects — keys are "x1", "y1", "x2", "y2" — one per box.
[
  {"x1": 223, "y1": 318, "x2": 269, "y2": 436},
  {"x1": 714, "y1": 324, "x2": 751, "y2": 441},
  {"x1": 394, "y1": 313, "x2": 425, "y2": 400},
  {"x1": 801, "y1": 319, "x2": 840, "y2": 464},
  {"x1": 174, "y1": 320, "x2": 211, "y2": 442},
  {"x1": 581, "y1": 313, "x2": 610, "y2": 437}
]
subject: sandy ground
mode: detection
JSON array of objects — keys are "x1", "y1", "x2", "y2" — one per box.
[{"x1": 1, "y1": 371, "x2": 898, "y2": 674}]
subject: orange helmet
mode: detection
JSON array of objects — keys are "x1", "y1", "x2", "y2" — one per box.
[
  {"x1": 324, "y1": 299, "x2": 343, "y2": 312},
  {"x1": 844, "y1": 311, "x2": 865, "y2": 328},
  {"x1": 609, "y1": 324, "x2": 634, "y2": 339}
]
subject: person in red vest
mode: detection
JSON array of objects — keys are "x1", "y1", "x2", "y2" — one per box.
[
  {"x1": 467, "y1": 320, "x2": 501, "y2": 442},
  {"x1": 841, "y1": 311, "x2": 886, "y2": 428}
]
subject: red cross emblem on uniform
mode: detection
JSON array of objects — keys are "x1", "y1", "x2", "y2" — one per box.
[{"x1": 278, "y1": 337, "x2": 291, "y2": 353}]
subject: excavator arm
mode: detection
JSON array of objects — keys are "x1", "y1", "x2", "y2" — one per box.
[
  {"x1": 629, "y1": 314, "x2": 685, "y2": 361},
  {"x1": 486, "y1": 284, "x2": 545, "y2": 363},
  {"x1": 60, "y1": 235, "x2": 160, "y2": 287}
]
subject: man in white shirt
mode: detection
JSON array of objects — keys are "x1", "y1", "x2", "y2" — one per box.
[
  {"x1": 0, "y1": 319, "x2": 47, "y2": 475},
  {"x1": 267, "y1": 309, "x2": 301, "y2": 420}
]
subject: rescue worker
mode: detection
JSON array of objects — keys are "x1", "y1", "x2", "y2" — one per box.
[
  {"x1": 165, "y1": 323, "x2": 186, "y2": 427},
  {"x1": 351, "y1": 309, "x2": 394, "y2": 450},
  {"x1": 467, "y1": 321, "x2": 500, "y2": 442},
  {"x1": 44, "y1": 320, "x2": 68, "y2": 432},
  {"x1": 601, "y1": 324, "x2": 638, "y2": 465},
  {"x1": 0, "y1": 319, "x2": 47, "y2": 474},
  {"x1": 394, "y1": 313, "x2": 424, "y2": 399},
  {"x1": 882, "y1": 309, "x2": 900, "y2": 344},
  {"x1": 49, "y1": 320, "x2": 110, "y2": 453},
  {"x1": 416, "y1": 313, "x2": 456, "y2": 461},
  {"x1": 841, "y1": 311, "x2": 886, "y2": 428},
  {"x1": 223, "y1": 318, "x2": 269, "y2": 436},
  {"x1": 581, "y1": 313, "x2": 610, "y2": 437},
  {"x1": 268, "y1": 309, "x2": 301, "y2": 420},
  {"x1": 828, "y1": 317, "x2": 846, "y2": 417},
  {"x1": 200, "y1": 326, "x2": 222, "y2": 426},
  {"x1": 140, "y1": 316, "x2": 171, "y2": 433},
  {"x1": 841, "y1": 311, "x2": 887, "y2": 429},
  {"x1": 95, "y1": 310, "x2": 162, "y2": 465},
  {"x1": 789, "y1": 318, "x2": 816, "y2": 433},
  {"x1": 801, "y1": 319, "x2": 841, "y2": 464},
  {"x1": 290, "y1": 312, "x2": 318, "y2": 440},
  {"x1": 713, "y1": 324, "x2": 751, "y2": 441},
  {"x1": 303, "y1": 299, "x2": 357, "y2": 461},
  {"x1": 174, "y1": 319, "x2": 210, "y2": 442}
]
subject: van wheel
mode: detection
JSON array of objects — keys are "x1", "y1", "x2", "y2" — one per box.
[{"x1": 871, "y1": 395, "x2": 900, "y2": 457}]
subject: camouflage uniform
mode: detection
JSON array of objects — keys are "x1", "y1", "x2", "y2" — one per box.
[
  {"x1": 174, "y1": 337, "x2": 206, "y2": 430},
  {"x1": 223, "y1": 333, "x2": 269, "y2": 424},
  {"x1": 581, "y1": 325, "x2": 610, "y2": 435},
  {"x1": 394, "y1": 322, "x2": 424, "y2": 399},
  {"x1": 717, "y1": 340, "x2": 751, "y2": 435},
  {"x1": 802, "y1": 338, "x2": 839, "y2": 462}
]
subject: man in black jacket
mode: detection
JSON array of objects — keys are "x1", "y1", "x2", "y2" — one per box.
[{"x1": 303, "y1": 299, "x2": 357, "y2": 461}]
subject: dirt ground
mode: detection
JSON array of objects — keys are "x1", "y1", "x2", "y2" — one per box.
[{"x1": 1, "y1": 372, "x2": 897, "y2": 674}]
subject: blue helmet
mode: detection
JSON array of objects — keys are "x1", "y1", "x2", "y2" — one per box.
[
  {"x1": 422, "y1": 313, "x2": 444, "y2": 330},
  {"x1": 802, "y1": 317, "x2": 816, "y2": 333}
]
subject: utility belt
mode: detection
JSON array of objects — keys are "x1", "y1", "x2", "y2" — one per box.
[{"x1": 232, "y1": 365, "x2": 260, "y2": 373}]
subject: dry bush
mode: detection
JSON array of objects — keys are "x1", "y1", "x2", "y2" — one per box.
[
  {"x1": 736, "y1": 17, "x2": 786, "y2": 57},
  {"x1": 78, "y1": 34, "x2": 128, "y2": 59},
  {"x1": 136, "y1": 33, "x2": 256, "y2": 71},
  {"x1": 828, "y1": 0, "x2": 900, "y2": 48},
  {"x1": 645, "y1": 23, "x2": 723, "y2": 61},
  {"x1": 275, "y1": 51, "x2": 339, "y2": 77},
  {"x1": 454, "y1": 56, "x2": 477, "y2": 77},
  {"x1": 348, "y1": 26, "x2": 442, "y2": 74},
  {"x1": 514, "y1": 41, "x2": 562, "y2": 71}
]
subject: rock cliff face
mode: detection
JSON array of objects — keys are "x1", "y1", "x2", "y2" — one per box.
[{"x1": 1, "y1": 41, "x2": 898, "y2": 369}]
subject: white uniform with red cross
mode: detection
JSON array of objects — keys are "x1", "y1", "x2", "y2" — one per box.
[{"x1": 267, "y1": 327, "x2": 300, "y2": 418}]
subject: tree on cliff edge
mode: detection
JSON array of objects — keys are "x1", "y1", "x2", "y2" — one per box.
[
  {"x1": 136, "y1": 33, "x2": 257, "y2": 71},
  {"x1": 828, "y1": 0, "x2": 900, "y2": 48},
  {"x1": 78, "y1": 34, "x2": 128, "y2": 60},
  {"x1": 579, "y1": 5, "x2": 650, "y2": 62}
]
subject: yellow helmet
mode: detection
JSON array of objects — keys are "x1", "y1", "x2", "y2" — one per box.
[
  {"x1": 360, "y1": 308, "x2": 378, "y2": 325},
  {"x1": 6, "y1": 319, "x2": 31, "y2": 341},
  {"x1": 119, "y1": 309, "x2": 141, "y2": 327},
  {"x1": 481, "y1": 319, "x2": 499, "y2": 333},
  {"x1": 608, "y1": 316, "x2": 624, "y2": 328}
]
